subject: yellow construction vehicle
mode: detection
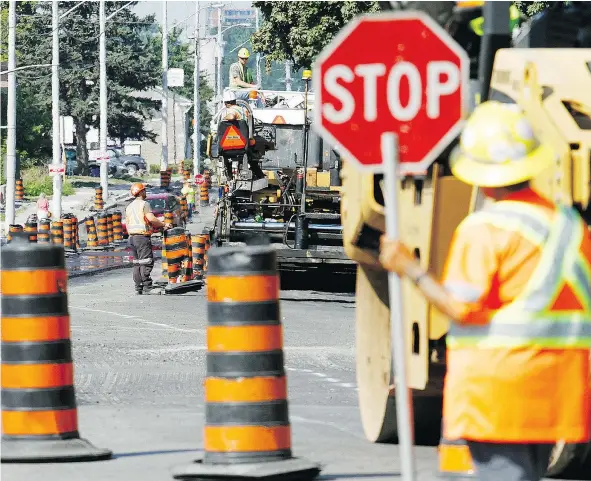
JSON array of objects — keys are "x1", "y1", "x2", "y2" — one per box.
[{"x1": 342, "y1": 2, "x2": 591, "y2": 477}]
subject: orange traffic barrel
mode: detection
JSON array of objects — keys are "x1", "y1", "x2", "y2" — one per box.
[
  {"x1": 38, "y1": 219, "x2": 51, "y2": 243},
  {"x1": 204, "y1": 170, "x2": 212, "y2": 188},
  {"x1": 172, "y1": 244, "x2": 320, "y2": 479},
  {"x1": 72, "y1": 216, "x2": 81, "y2": 250},
  {"x1": 200, "y1": 184, "x2": 209, "y2": 207},
  {"x1": 438, "y1": 437, "x2": 475, "y2": 477},
  {"x1": 180, "y1": 196, "x2": 189, "y2": 220},
  {"x1": 15, "y1": 178, "x2": 24, "y2": 201},
  {"x1": 61, "y1": 216, "x2": 75, "y2": 251},
  {"x1": 202, "y1": 229, "x2": 211, "y2": 274},
  {"x1": 163, "y1": 227, "x2": 189, "y2": 284},
  {"x1": 106, "y1": 213, "x2": 114, "y2": 244},
  {"x1": 192, "y1": 235, "x2": 205, "y2": 280},
  {"x1": 0, "y1": 236, "x2": 112, "y2": 462},
  {"x1": 164, "y1": 210, "x2": 174, "y2": 227},
  {"x1": 24, "y1": 220, "x2": 38, "y2": 243},
  {"x1": 85, "y1": 217, "x2": 98, "y2": 248},
  {"x1": 96, "y1": 213, "x2": 109, "y2": 246},
  {"x1": 183, "y1": 168, "x2": 191, "y2": 181},
  {"x1": 94, "y1": 187, "x2": 104, "y2": 210},
  {"x1": 160, "y1": 170, "x2": 171, "y2": 189},
  {"x1": 184, "y1": 231, "x2": 194, "y2": 281},
  {"x1": 160, "y1": 241, "x2": 169, "y2": 284},
  {"x1": 112, "y1": 211, "x2": 123, "y2": 242},
  {"x1": 7, "y1": 224, "x2": 23, "y2": 243},
  {"x1": 50, "y1": 221, "x2": 63, "y2": 245}
]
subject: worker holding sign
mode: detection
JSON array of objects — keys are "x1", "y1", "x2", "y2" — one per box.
[{"x1": 379, "y1": 101, "x2": 591, "y2": 481}]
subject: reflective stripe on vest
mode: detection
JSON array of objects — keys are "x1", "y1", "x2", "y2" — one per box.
[
  {"x1": 447, "y1": 202, "x2": 591, "y2": 349},
  {"x1": 125, "y1": 198, "x2": 150, "y2": 235}
]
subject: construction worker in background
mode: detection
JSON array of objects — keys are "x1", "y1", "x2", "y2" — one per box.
[
  {"x1": 379, "y1": 101, "x2": 591, "y2": 481},
  {"x1": 126, "y1": 182, "x2": 172, "y2": 295},
  {"x1": 181, "y1": 181, "x2": 195, "y2": 221},
  {"x1": 220, "y1": 90, "x2": 247, "y2": 121},
  {"x1": 229, "y1": 48, "x2": 259, "y2": 100}
]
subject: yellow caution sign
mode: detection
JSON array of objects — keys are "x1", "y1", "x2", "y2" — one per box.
[{"x1": 220, "y1": 125, "x2": 247, "y2": 151}]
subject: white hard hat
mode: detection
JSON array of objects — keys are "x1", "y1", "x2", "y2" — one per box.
[{"x1": 223, "y1": 90, "x2": 237, "y2": 102}]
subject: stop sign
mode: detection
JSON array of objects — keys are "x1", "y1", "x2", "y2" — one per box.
[
  {"x1": 194, "y1": 174, "x2": 205, "y2": 185},
  {"x1": 314, "y1": 12, "x2": 469, "y2": 174}
]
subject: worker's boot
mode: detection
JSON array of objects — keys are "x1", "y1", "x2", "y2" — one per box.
[
  {"x1": 135, "y1": 286, "x2": 143, "y2": 295},
  {"x1": 143, "y1": 280, "x2": 154, "y2": 292}
]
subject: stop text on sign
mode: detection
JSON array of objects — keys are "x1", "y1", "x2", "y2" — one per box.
[{"x1": 323, "y1": 60, "x2": 461, "y2": 124}]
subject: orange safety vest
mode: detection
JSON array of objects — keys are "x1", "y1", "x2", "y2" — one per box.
[
  {"x1": 125, "y1": 198, "x2": 151, "y2": 235},
  {"x1": 443, "y1": 199, "x2": 591, "y2": 443}
]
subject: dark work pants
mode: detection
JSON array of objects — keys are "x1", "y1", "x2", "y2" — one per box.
[
  {"x1": 468, "y1": 441, "x2": 553, "y2": 481},
  {"x1": 128, "y1": 234, "x2": 154, "y2": 289}
]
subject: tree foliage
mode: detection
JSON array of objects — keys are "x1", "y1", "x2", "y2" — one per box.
[{"x1": 251, "y1": 1, "x2": 381, "y2": 70}]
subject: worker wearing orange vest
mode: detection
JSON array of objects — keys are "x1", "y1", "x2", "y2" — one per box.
[
  {"x1": 379, "y1": 101, "x2": 591, "y2": 481},
  {"x1": 126, "y1": 183, "x2": 172, "y2": 295}
]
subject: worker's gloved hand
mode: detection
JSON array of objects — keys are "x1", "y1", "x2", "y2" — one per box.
[{"x1": 379, "y1": 236, "x2": 414, "y2": 276}]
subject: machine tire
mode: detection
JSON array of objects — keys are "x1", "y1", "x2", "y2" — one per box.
[
  {"x1": 355, "y1": 264, "x2": 442, "y2": 446},
  {"x1": 547, "y1": 441, "x2": 591, "y2": 478}
]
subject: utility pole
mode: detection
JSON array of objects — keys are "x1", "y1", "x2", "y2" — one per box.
[
  {"x1": 161, "y1": 1, "x2": 168, "y2": 171},
  {"x1": 255, "y1": 8, "x2": 261, "y2": 85},
  {"x1": 51, "y1": 0, "x2": 62, "y2": 219},
  {"x1": 216, "y1": 5, "x2": 223, "y2": 102},
  {"x1": 99, "y1": 0, "x2": 108, "y2": 201},
  {"x1": 193, "y1": 1, "x2": 200, "y2": 178},
  {"x1": 5, "y1": 0, "x2": 17, "y2": 227},
  {"x1": 285, "y1": 61, "x2": 292, "y2": 92}
]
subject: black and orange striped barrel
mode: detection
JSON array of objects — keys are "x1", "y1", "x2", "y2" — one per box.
[
  {"x1": 85, "y1": 217, "x2": 98, "y2": 248},
  {"x1": 161, "y1": 242, "x2": 168, "y2": 282},
  {"x1": 184, "y1": 232, "x2": 194, "y2": 281},
  {"x1": 7, "y1": 224, "x2": 23, "y2": 243},
  {"x1": 38, "y1": 219, "x2": 51, "y2": 243},
  {"x1": 202, "y1": 229, "x2": 211, "y2": 274},
  {"x1": 163, "y1": 227, "x2": 189, "y2": 284},
  {"x1": 200, "y1": 184, "x2": 209, "y2": 207},
  {"x1": 106, "y1": 213, "x2": 114, "y2": 244},
  {"x1": 72, "y1": 216, "x2": 80, "y2": 250},
  {"x1": 61, "y1": 216, "x2": 75, "y2": 250},
  {"x1": 112, "y1": 211, "x2": 123, "y2": 242},
  {"x1": 96, "y1": 213, "x2": 109, "y2": 247},
  {"x1": 438, "y1": 437, "x2": 475, "y2": 476},
  {"x1": 24, "y1": 221, "x2": 38, "y2": 243},
  {"x1": 50, "y1": 221, "x2": 63, "y2": 245},
  {"x1": 164, "y1": 210, "x2": 174, "y2": 226},
  {"x1": 15, "y1": 179, "x2": 24, "y2": 201},
  {"x1": 204, "y1": 169, "x2": 212, "y2": 188},
  {"x1": 0, "y1": 237, "x2": 112, "y2": 462},
  {"x1": 94, "y1": 187, "x2": 104, "y2": 211},
  {"x1": 180, "y1": 196, "x2": 188, "y2": 220},
  {"x1": 204, "y1": 245, "x2": 291, "y2": 464},
  {"x1": 192, "y1": 235, "x2": 205, "y2": 280},
  {"x1": 183, "y1": 168, "x2": 190, "y2": 181},
  {"x1": 160, "y1": 170, "x2": 171, "y2": 189}
]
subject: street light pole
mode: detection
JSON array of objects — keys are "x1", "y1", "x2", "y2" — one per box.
[
  {"x1": 216, "y1": 5, "x2": 223, "y2": 102},
  {"x1": 161, "y1": 1, "x2": 168, "y2": 171},
  {"x1": 51, "y1": 0, "x2": 62, "y2": 219},
  {"x1": 193, "y1": 1, "x2": 200, "y2": 179},
  {"x1": 5, "y1": 0, "x2": 17, "y2": 227},
  {"x1": 99, "y1": 0, "x2": 108, "y2": 201}
]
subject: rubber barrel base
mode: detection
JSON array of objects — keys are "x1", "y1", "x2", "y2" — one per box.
[
  {"x1": 172, "y1": 457, "x2": 321, "y2": 481},
  {"x1": 1, "y1": 437, "x2": 112, "y2": 463},
  {"x1": 164, "y1": 279, "x2": 204, "y2": 294}
]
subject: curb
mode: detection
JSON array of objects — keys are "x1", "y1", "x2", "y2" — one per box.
[{"x1": 68, "y1": 262, "x2": 132, "y2": 279}]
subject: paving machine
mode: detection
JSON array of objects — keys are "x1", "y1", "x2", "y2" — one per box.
[
  {"x1": 209, "y1": 79, "x2": 355, "y2": 275},
  {"x1": 343, "y1": 1, "x2": 591, "y2": 477}
]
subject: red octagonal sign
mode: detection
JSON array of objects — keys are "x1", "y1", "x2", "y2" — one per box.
[{"x1": 314, "y1": 12, "x2": 469, "y2": 175}]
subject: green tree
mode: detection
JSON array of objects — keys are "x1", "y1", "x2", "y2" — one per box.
[{"x1": 251, "y1": 1, "x2": 381, "y2": 70}]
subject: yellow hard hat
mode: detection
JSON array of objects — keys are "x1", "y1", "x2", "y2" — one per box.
[
  {"x1": 449, "y1": 101, "x2": 555, "y2": 187},
  {"x1": 238, "y1": 48, "x2": 250, "y2": 59}
]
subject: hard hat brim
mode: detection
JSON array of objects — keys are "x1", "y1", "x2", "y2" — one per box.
[{"x1": 449, "y1": 141, "x2": 555, "y2": 188}]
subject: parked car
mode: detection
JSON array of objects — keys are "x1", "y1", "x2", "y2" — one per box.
[
  {"x1": 121, "y1": 192, "x2": 184, "y2": 237},
  {"x1": 108, "y1": 148, "x2": 147, "y2": 176}
]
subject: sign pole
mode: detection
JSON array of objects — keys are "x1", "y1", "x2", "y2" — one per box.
[{"x1": 381, "y1": 132, "x2": 416, "y2": 481}]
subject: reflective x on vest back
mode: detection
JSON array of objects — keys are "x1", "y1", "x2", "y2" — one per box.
[
  {"x1": 126, "y1": 198, "x2": 150, "y2": 235},
  {"x1": 448, "y1": 201, "x2": 591, "y2": 349}
]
